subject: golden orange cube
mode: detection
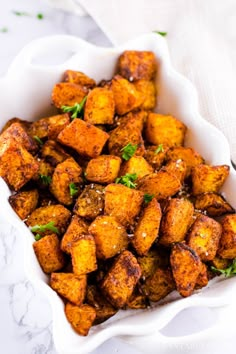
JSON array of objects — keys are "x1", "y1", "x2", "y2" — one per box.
[
  {"x1": 9, "y1": 189, "x2": 39, "y2": 220},
  {"x1": 71, "y1": 235, "x2": 97, "y2": 275},
  {"x1": 65, "y1": 302, "x2": 96, "y2": 336},
  {"x1": 84, "y1": 87, "x2": 115, "y2": 124},
  {"x1": 52, "y1": 82, "x2": 88, "y2": 108},
  {"x1": 85, "y1": 155, "x2": 121, "y2": 184},
  {"x1": 61, "y1": 215, "x2": 89, "y2": 254},
  {"x1": 63, "y1": 70, "x2": 96, "y2": 88},
  {"x1": 119, "y1": 156, "x2": 153, "y2": 180},
  {"x1": 73, "y1": 184, "x2": 105, "y2": 220},
  {"x1": 142, "y1": 268, "x2": 175, "y2": 302},
  {"x1": 218, "y1": 214, "x2": 236, "y2": 259}
]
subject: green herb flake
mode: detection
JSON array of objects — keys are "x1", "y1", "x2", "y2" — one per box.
[
  {"x1": 39, "y1": 174, "x2": 52, "y2": 185},
  {"x1": 61, "y1": 96, "x2": 87, "y2": 119},
  {"x1": 115, "y1": 173, "x2": 138, "y2": 189},
  {"x1": 153, "y1": 31, "x2": 167, "y2": 37},
  {"x1": 144, "y1": 193, "x2": 154, "y2": 203},
  {"x1": 37, "y1": 13, "x2": 44, "y2": 20},
  {"x1": 154, "y1": 144, "x2": 164, "y2": 154},
  {"x1": 69, "y1": 183, "x2": 79, "y2": 197},
  {"x1": 12, "y1": 10, "x2": 30, "y2": 16},
  {"x1": 211, "y1": 259, "x2": 236, "y2": 277},
  {"x1": 34, "y1": 233, "x2": 42, "y2": 241},
  {"x1": 0, "y1": 27, "x2": 8, "y2": 33},
  {"x1": 33, "y1": 135, "x2": 43, "y2": 146},
  {"x1": 120, "y1": 143, "x2": 138, "y2": 161},
  {"x1": 30, "y1": 221, "x2": 59, "y2": 235}
]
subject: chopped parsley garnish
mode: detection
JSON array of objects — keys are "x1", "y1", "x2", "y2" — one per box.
[
  {"x1": 144, "y1": 193, "x2": 154, "y2": 203},
  {"x1": 30, "y1": 221, "x2": 59, "y2": 235},
  {"x1": 39, "y1": 174, "x2": 52, "y2": 185},
  {"x1": 37, "y1": 13, "x2": 44, "y2": 20},
  {"x1": 33, "y1": 135, "x2": 43, "y2": 146},
  {"x1": 61, "y1": 96, "x2": 87, "y2": 119},
  {"x1": 69, "y1": 183, "x2": 79, "y2": 196},
  {"x1": 154, "y1": 144, "x2": 164, "y2": 154},
  {"x1": 0, "y1": 27, "x2": 8, "y2": 33},
  {"x1": 121, "y1": 143, "x2": 138, "y2": 161},
  {"x1": 153, "y1": 31, "x2": 167, "y2": 37},
  {"x1": 12, "y1": 11, "x2": 30, "y2": 16},
  {"x1": 211, "y1": 259, "x2": 236, "y2": 277},
  {"x1": 115, "y1": 173, "x2": 137, "y2": 189},
  {"x1": 34, "y1": 234, "x2": 42, "y2": 241}
]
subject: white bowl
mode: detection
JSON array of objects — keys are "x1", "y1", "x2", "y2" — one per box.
[{"x1": 1, "y1": 33, "x2": 236, "y2": 354}]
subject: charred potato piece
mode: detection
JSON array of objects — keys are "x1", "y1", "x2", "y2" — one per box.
[
  {"x1": 0, "y1": 122, "x2": 37, "y2": 153},
  {"x1": 195, "y1": 263, "x2": 209, "y2": 289},
  {"x1": 142, "y1": 268, "x2": 175, "y2": 302},
  {"x1": 63, "y1": 70, "x2": 96, "y2": 88},
  {"x1": 159, "y1": 198, "x2": 194, "y2": 246},
  {"x1": 61, "y1": 215, "x2": 89, "y2": 254},
  {"x1": 145, "y1": 113, "x2": 186, "y2": 147},
  {"x1": 71, "y1": 235, "x2": 97, "y2": 275},
  {"x1": 50, "y1": 157, "x2": 82, "y2": 205},
  {"x1": 187, "y1": 214, "x2": 222, "y2": 261},
  {"x1": 52, "y1": 82, "x2": 88, "y2": 108},
  {"x1": 100, "y1": 250, "x2": 141, "y2": 308},
  {"x1": 50, "y1": 272, "x2": 87, "y2": 305},
  {"x1": 57, "y1": 119, "x2": 109, "y2": 159},
  {"x1": 116, "y1": 110, "x2": 147, "y2": 131},
  {"x1": 33, "y1": 234, "x2": 65, "y2": 273},
  {"x1": 194, "y1": 193, "x2": 234, "y2": 216},
  {"x1": 117, "y1": 50, "x2": 156, "y2": 81},
  {"x1": 27, "y1": 117, "x2": 49, "y2": 139},
  {"x1": 210, "y1": 256, "x2": 231, "y2": 270},
  {"x1": 41, "y1": 140, "x2": 69, "y2": 166},
  {"x1": 65, "y1": 302, "x2": 96, "y2": 336},
  {"x1": 89, "y1": 215, "x2": 128, "y2": 259},
  {"x1": 1, "y1": 117, "x2": 31, "y2": 133},
  {"x1": 134, "y1": 80, "x2": 156, "y2": 110},
  {"x1": 144, "y1": 144, "x2": 169, "y2": 170},
  {"x1": 32, "y1": 159, "x2": 54, "y2": 187},
  {"x1": 119, "y1": 156, "x2": 153, "y2": 180},
  {"x1": 104, "y1": 183, "x2": 143, "y2": 227},
  {"x1": 84, "y1": 87, "x2": 115, "y2": 125},
  {"x1": 127, "y1": 287, "x2": 148, "y2": 309},
  {"x1": 163, "y1": 159, "x2": 187, "y2": 184},
  {"x1": 132, "y1": 198, "x2": 162, "y2": 255},
  {"x1": 191, "y1": 164, "x2": 230, "y2": 196},
  {"x1": 85, "y1": 155, "x2": 121, "y2": 184},
  {"x1": 137, "y1": 248, "x2": 170, "y2": 279},
  {"x1": 218, "y1": 214, "x2": 236, "y2": 259},
  {"x1": 170, "y1": 242, "x2": 201, "y2": 297},
  {"x1": 47, "y1": 113, "x2": 70, "y2": 140},
  {"x1": 73, "y1": 184, "x2": 105, "y2": 220},
  {"x1": 9, "y1": 189, "x2": 38, "y2": 220}
]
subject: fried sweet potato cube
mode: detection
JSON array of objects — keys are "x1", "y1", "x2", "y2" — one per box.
[
  {"x1": 118, "y1": 50, "x2": 156, "y2": 81},
  {"x1": 210, "y1": 256, "x2": 231, "y2": 270},
  {"x1": 142, "y1": 268, "x2": 175, "y2": 302},
  {"x1": 57, "y1": 119, "x2": 109, "y2": 158},
  {"x1": 110, "y1": 75, "x2": 142, "y2": 115},
  {"x1": 47, "y1": 113, "x2": 70, "y2": 140},
  {"x1": 73, "y1": 184, "x2": 105, "y2": 219},
  {"x1": 84, "y1": 87, "x2": 115, "y2": 125},
  {"x1": 41, "y1": 140, "x2": 69, "y2": 166},
  {"x1": 163, "y1": 159, "x2": 187, "y2": 184},
  {"x1": 170, "y1": 242, "x2": 201, "y2": 297},
  {"x1": 138, "y1": 171, "x2": 181, "y2": 200},
  {"x1": 144, "y1": 144, "x2": 169, "y2": 170},
  {"x1": 27, "y1": 117, "x2": 49, "y2": 139},
  {"x1": 159, "y1": 198, "x2": 194, "y2": 246},
  {"x1": 89, "y1": 215, "x2": 128, "y2": 259},
  {"x1": 218, "y1": 215, "x2": 236, "y2": 259},
  {"x1": 86, "y1": 285, "x2": 117, "y2": 324},
  {"x1": 1, "y1": 117, "x2": 31, "y2": 133},
  {"x1": 195, "y1": 263, "x2": 209, "y2": 289},
  {"x1": 50, "y1": 272, "x2": 87, "y2": 305},
  {"x1": 137, "y1": 248, "x2": 170, "y2": 279},
  {"x1": 52, "y1": 82, "x2": 88, "y2": 108},
  {"x1": 32, "y1": 159, "x2": 54, "y2": 187},
  {"x1": 145, "y1": 113, "x2": 187, "y2": 147},
  {"x1": 194, "y1": 193, "x2": 234, "y2": 217},
  {"x1": 127, "y1": 287, "x2": 148, "y2": 309},
  {"x1": 50, "y1": 157, "x2": 82, "y2": 205},
  {"x1": 9, "y1": 189, "x2": 38, "y2": 220},
  {"x1": 117, "y1": 110, "x2": 147, "y2": 131},
  {"x1": 104, "y1": 183, "x2": 143, "y2": 227},
  {"x1": 100, "y1": 250, "x2": 142, "y2": 308},
  {"x1": 61, "y1": 215, "x2": 89, "y2": 254},
  {"x1": 132, "y1": 198, "x2": 162, "y2": 255},
  {"x1": 63, "y1": 70, "x2": 96, "y2": 88},
  {"x1": 166, "y1": 146, "x2": 204, "y2": 177},
  {"x1": 191, "y1": 164, "x2": 230, "y2": 196},
  {"x1": 0, "y1": 122, "x2": 37, "y2": 153},
  {"x1": 65, "y1": 302, "x2": 96, "y2": 336},
  {"x1": 0, "y1": 139, "x2": 39, "y2": 191},
  {"x1": 71, "y1": 235, "x2": 97, "y2": 275},
  {"x1": 85, "y1": 155, "x2": 121, "y2": 184},
  {"x1": 119, "y1": 156, "x2": 153, "y2": 180},
  {"x1": 134, "y1": 80, "x2": 156, "y2": 110},
  {"x1": 187, "y1": 214, "x2": 222, "y2": 261},
  {"x1": 33, "y1": 234, "x2": 65, "y2": 273},
  {"x1": 27, "y1": 204, "x2": 71, "y2": 235}
]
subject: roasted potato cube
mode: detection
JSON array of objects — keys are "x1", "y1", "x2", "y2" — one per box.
[
  {"x1": 127, "y1": 288, "x2": 148, "y2": 309},
  {"x1": 210, "y1": 256, "x2": 231, "y2": 270},
  {"x1": 132, "y1": 198, "x2": 162, "y2": 255},
  {"x1": 50, "y1": 157, "x2": 82, "y2": 205},
  {"x1": 145, "y1": 113, "x2": 187, "y2": 147},
  {"x1": 218, "y1": 214, "x2": 236, "y2": 259},
  {"x1": 63, "y1": 70, "x2": 96, "y2": 88},
  {"x1": 1, "y1": 117, "x2": 31, "y2": 133},
  {"x1": 138, "y1": 171, "x2": 181, "y2": 200},
  {"x1": 65, "y1": 302, "x2": 96, "y2": 336},
  {"x1": 163, "y1": 159, "x2": 187, "y2": 184},
  {"x1": 187, "y1": 214, "x2": 222, "y2": 261},
  {"x1": 191, "y1": 164, "x2": 230, "y2": 196},
  {"x1": 110, "y1": 75, "x2": 142, "y2": 115},
  {"x1": 51, "y1": 82, "x2": 88, "y2": 108},
  {"x1": 117, "y1": 50, "x2": 156, "y2": 81},
  {"x1": 9, "y1": 189, "x2": 38, "y2": 220},
  {"x1": 159, "y1": 198, "x2": 194, "y2": 246},
  {"x1": 0, "y1": 122, "x2": 37, "y2": 153},
  {"x1": 137, "y1": 248, "x2": 170, "y2": 279},
  {"x1": 85, "y1": 155, "x2": 121, "y2": 184},
  {"x1": 61, "y1": 215, "x2": 89, "y2": 254},
  {"x1": 194, "y1": 193, "x2": 234, "y2": 216},
  {"x1": 32, "y1": 159, "x2": 54, "y2": 187},
  {"x1": 144, "y1": 144, "x2": 169, "y2": 170},
  {"x1": 47, "y1": 113, "x2": 70, "y2": 140},
  {"x1": 170, "y1": 242, "x2": 201, "y2": 297},
  {"x1": 117, "y1": 110, "x2": 147, "y2": 131},
  {"x1": 142, "y1": 268, "x2": 175, "y2": 302},
  {"x1": 100, "y1": 250, "x2": 141, "y2": 308},
  {"x1": 134, "y1": 80, "x2": 156, "y2": 110},
  {"x1": 195, "y1": 263, "x2": 209, "y2": 289},
  {"x1": 71, "y1": 235, "x2": 97, "y2": 275},
  {"x1": 41, "y1": 140, "x2": 69, "y2": 166},
  {"x1": 104, "y1": 183, "x2": 143, "y2": 227},
  {"x1": 166, "y1": 146, "x2": 204, "y2": 177},
  {"x1": 33, "y1": 234, "x2": 65, "y2": 273},
  {"x1": 73, "y1": 184, "x2": 105, "y2": 220},
  {"x1": 27, "y1": 117, "x2": 49, "y2": 139},
  {"x1": 57, "y1": 119, "x2": 109, "y2": 158},
  {"x1": 0, "y1": 140, "x2": 39, "y2": 191},
  {"x1": 84, "y1": 87, "x2": 115, "y2": 125},
  {"x1": 86, "y1": 285, "x2": 117, "y2": 324},
  {"x1": 27, "y1": 204, "x2": 71, "y2": 235},
  {"x1": 89, "y1": 215, "x2": 128, "y2": 259},
  {"x1": 50, "y1": 272, "x2": 87, "y2": 305},
  {"x1": 119, "y1": 156, "x2": 153, "y2": 180}
]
